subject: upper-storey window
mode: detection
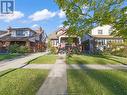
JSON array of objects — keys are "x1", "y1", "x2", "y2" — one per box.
[
  {"x1": 16, "y1": 30, "x2": 25, "y2": 36},
  {"x1": 98, "y1": 30, "x2": 103, "y2": 35},
  {"x1": 109, "y1": 29, "x2": 112, "y2": 35}
]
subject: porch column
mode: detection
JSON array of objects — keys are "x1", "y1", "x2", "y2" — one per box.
[
  {"x1": 78, "y1": 37, "x2": 81, "y2": 44},
  {"x1": 58, "y1": 37, "x2": 61, "y2": 45}
]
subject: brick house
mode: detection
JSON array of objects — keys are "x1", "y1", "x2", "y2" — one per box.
[
  {"x1": 48, "y1": 27, "x2": 81, "y2": 52},
  {"x1": 0, "y1": 27, "x2": 47, "y2": 53}
]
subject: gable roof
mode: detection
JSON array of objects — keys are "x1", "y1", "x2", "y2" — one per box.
[{"x1": 49, "y1": 27, "x2": 67, "y2": 39}]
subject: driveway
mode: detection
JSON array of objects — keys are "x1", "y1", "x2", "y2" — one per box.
[{"x1": 0, "y1": 52, "x2": 48, "y2": 72}]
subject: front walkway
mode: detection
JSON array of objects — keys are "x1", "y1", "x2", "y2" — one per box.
[
  {"x1": 37, "y1": 54, "x2": 67, "y2": 95},
  {"x1": 0, "y1": 52, "x2": 48, "y2": 72}
]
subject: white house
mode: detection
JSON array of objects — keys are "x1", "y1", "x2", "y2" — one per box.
[{"x1": 82, "y1": 25, "x2": 123, "y2": 53}]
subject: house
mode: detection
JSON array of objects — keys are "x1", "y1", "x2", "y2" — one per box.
[
  {"x1": 81, "y1": 25, "x2": 123, "y2": 53},
  {"x1": 0, "y1": 27, "x2": 47, "y2": 53},
  {"x1": 48, "y1": 27, "x2": 81, "y2": 51}
]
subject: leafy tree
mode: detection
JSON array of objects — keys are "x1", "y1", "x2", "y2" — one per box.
[{"x1": 55, "y1": 0, "x2": 127, "y2": 38}]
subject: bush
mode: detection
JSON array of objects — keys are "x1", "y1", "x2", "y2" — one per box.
[
  {"x1": 18, "y1": 46, "x2": 30, "y2": 53},
  {"x1": 9, "y1": 44, "x2": 30, "y2": 53},
  {"x1": 8, "y1": 44, "x2": 19, "y2": 53},
  {"x1": 50, "y1": 47, "x2": 57, "y2": 54}
]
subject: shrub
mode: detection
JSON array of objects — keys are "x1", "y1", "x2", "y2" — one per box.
[
  {"x1": 8, "y1": 44, "x2": 20, "y2": 53},
  {"x1": 50, "y1": 47, "x2": 58, "y2": 54},
  {"x1": 9, "y1": 44, "x2": 30, "y2": 53},
  {"x1": 18, "y1": 46, "x2": 30, "y2": 53}
]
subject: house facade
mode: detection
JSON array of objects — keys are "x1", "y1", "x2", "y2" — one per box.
[
  {"x1": 49, "y1": 27, "x2": 81, "y2": 51},
  {"x1": 0, "y1": 27, "x2": 47, "y2": 53},
  {"x1": 82, "y1": 25, "x2": 123, "y2": 53}
]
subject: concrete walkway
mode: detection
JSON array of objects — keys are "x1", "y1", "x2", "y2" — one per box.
[
  {"x1": 0, "y1": 52, "x2": 48, "y2": 72},
  {"x1": 68, "y1": 64, "x2": 127, "y2": 70},
  {"x1": 37, "y1": 54, "x2": 67, "y2": 95}
]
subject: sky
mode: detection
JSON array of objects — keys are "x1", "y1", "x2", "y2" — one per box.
[{"x1": 0, "y1": 0, "x2": 66, "y2": 35}]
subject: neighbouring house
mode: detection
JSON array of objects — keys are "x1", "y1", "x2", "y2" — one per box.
[
  {"x1": 0, "y1": 27, "x2": 47, "y2": 53},
  {"x1": 81, "y1": 25, "x2": 123, "y2": 53},
  {"x1": 48, "y1": 27, "x2": 81, "y2": 52}
]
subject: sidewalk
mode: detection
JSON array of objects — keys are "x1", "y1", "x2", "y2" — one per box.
[
  {"x1": 68, "y1": 64, "x2": 127, "y2": 70},
  {"x1": 0, "y1": 52, "x2": 48, "y2": 72},
  {"x1": 37, "y1": 54, "x2": 67, "y2": 95}
]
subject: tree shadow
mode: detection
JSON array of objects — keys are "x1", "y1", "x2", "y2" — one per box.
[{"x1": 77, "y1": 65, "x2": 127, "y2": 95}]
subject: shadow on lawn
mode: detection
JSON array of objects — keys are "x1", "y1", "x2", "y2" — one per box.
[
  {"x1": 90, "y1": 54, "x2": 126, "y2": 64},
  {"x1": 68, "y1": 54, "x2": 126, "y2": 64},
  {"x1": 77, "y1": 65, "x2": 127, "y2": 95},
  {"x1": 0, "y1": 57, "x2": 40, "y2": 77}
]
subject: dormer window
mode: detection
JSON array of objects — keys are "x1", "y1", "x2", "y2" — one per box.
[
  {"x1": 98, "y1": 30, "x2": 103, "y2": 35},
  {"x1": 16, "y1": 30, "x2": 25, "y2": 36}
]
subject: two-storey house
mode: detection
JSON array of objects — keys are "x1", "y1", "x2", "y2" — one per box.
[
  {"x1": 0, "y1": 27, "x2": 47, "y2": 53},
  {"x1": 81, "y1": 25, "x2": 123, "y2": 53}
]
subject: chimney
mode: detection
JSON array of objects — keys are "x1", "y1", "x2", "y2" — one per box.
[
  {"x1": 36, "y1": 27, "x2": 43, "y2": 34},
  {"x1": 7, "y1": 26, "x2": 12, "y2": 33}
]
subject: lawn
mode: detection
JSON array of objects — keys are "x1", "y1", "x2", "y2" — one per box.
[
  {"x1": 67, "y1": 54, "x2": 127, "y2": 64},
  {"x1": 0, "y1": 54, "x2": 20, "y2": 61},
  {"x1": 0, "y1": 69, "x2": 49, "y2": 95},
  {"x1": 29, "y1": 54, "x2": 57, "y2": 64},
  {"x1": 68, "y1": 69, "x2": 127, "y2": 95}
]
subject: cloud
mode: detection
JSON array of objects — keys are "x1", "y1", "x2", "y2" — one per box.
[
  {"x1": 29, "y1": 9, "x2": 56, "y2": 21},
  {"x1": 58, "y1": 10, "x2": 66, "y2": 18},
  {"x1": 58, "y1": 24, "x2": 64, "y2": 28},
  {"x1": 31, "y1": 24, "x2": 39, "y2": 29},
  {"x1": 0, "y1": 11, "x2": 24, "y2": 22}
]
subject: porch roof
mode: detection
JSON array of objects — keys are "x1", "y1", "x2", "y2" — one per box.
[{"x1": 92, "y1": 35, "x2": 122, "y2": 39}]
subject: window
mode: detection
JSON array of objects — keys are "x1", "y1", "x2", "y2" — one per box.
[
  {"x1": 98, "y1": 30, "x2": 103, "y2": 34},
  {"x1": 109, "y1": 29, "x2": 112, "y2": 35},
  {"x1": 16, "y1": 30, "x2": 25, "y2": 36}
]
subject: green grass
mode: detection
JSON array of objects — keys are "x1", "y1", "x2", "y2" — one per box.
[
  {"x1": 0, "y1": 69, "x2": 49, "y2": 95},
  {"x1": 0, "y1": 54, "x2": 20, "y2": 61},
  {"x1": 67, "y1": 54, "x2": 127, "y2": 64},
  {"x1": 68, "y1": 69, "x2": 127, "y2": 95},
  {"x1": 29, "y1": 54, "x2": 57, "y2": 64}
]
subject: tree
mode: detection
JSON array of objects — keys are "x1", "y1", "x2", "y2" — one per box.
[{"x1": 55, "y1": 0, "x2": 127, "y2": 38}]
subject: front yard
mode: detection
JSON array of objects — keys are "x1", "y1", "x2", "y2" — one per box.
[
  {"x1": 0, "y1": 54, "x2": 20, "y2": 61},
  {"x1": 29, "y1": 54, "x2": 57, "y2": 64},
  {"x1": 67, "y1": 54, "x2": 127, "y2": 64},
  {"x1": 68, "y1": 69, "x2": 127, "y2": 95},
  {"x1": 0, "y1": 69, "x2": 49, "y2": 95}
]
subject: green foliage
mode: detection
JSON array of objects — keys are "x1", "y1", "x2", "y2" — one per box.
[
  {"x1": 50, "y1": 47, "x2": 58, "y2": 54},
  {"x1": 9, "y1": 44, "x2": 30, "y2": 53},
  {"x1": 8, "y1": 44, "x2": 19, "y2": 53},
  {"x1": 18, "y1": 46, "x2": 30, "y2": 53},
  {"x1": 102, "y1": 41, "x2": 127, "y2": 57},
  {"x1": 47, "y1": 40, "x2": 58, "y2": 54},
  {"x1": 55, "y1": 0, "x2": 127, "y2": 38}
]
